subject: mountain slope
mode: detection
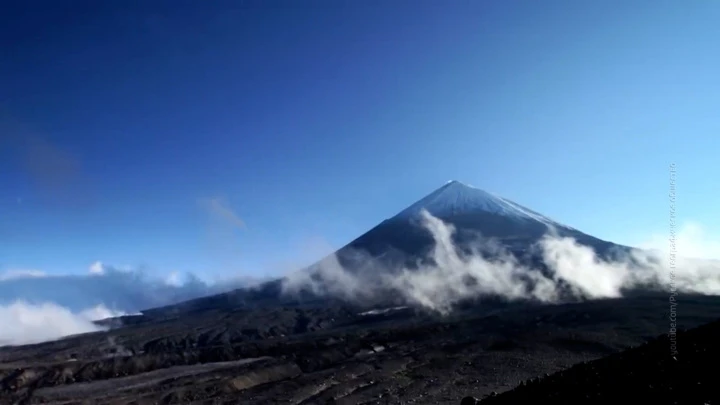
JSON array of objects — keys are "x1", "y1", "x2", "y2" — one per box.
[{"x1": 337, "y1": 180, "x2": 619, "y2": 264}]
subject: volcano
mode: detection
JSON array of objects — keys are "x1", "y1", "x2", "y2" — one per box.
[{"x1": 141, "y1": 181, "x2": 628, "y2": 316}]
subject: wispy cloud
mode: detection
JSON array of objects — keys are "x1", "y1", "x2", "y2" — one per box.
[
  {"x1": 198, "y1": 196, "x2": 248, "y2": 274},
  {"x1": 0, "y1": 269, "x2": 47, "y2": 281},
  {"x1": 200, "y1": 197, "x2": 245, "y2": 229},
  {"x1": 0, "y1": 118, "x2": 93, "y2": 207}
]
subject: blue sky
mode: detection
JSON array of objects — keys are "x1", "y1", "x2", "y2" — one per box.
[{"x1": 1, "y1": 1, "x2": 718, "y2": 281}]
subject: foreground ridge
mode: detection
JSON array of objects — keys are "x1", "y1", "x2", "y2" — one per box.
[{"x1": 472, "y1": 318, "x2": 719, "y2": 405}]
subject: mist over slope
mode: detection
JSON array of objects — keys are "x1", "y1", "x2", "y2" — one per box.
[{"x1": 282, "y1": 210, "x2": 720, "y2": 313}]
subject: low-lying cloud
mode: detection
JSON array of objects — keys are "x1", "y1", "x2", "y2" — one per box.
[
  {"x1": 0, "y1": 263, "x2": 265, "y2": 347},
  {"x1": 0, "y1": 195, "x2": 259, "y2": 347},
  {"x1": 0, "y1": 302, "x2": 122, "y2": 347},
  {"x1": 282, "y1": 211, "x2": 720, "y2": 314},
  {"x1": 0, "y1": 262, "x2": 265, "y2": 314}
]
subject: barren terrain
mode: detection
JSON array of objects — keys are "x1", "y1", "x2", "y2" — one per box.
[{"x1": 1, "y1": 293, "x2": 718, "y2": 404}]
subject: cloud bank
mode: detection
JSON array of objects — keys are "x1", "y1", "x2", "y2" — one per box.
[
  {"x1": 0, "y1": 302, "x2": 123, "y2": 347},
  {"x1": 282, "y1": 211, "x2": 720, "y2": 314},
  {"x1": 0, "y1": 263, "x2": 265, "y2": 347},
  {"x1": 0, "y1": 194, "x2": 257, "y2": 347},
  {"x1": 0, "y1": 263, "x2": 262, "y2": 314}
]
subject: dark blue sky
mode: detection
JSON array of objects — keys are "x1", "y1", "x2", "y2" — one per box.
[{"x1": 2, "y1": 1, "x2": 718, "y2": 280}]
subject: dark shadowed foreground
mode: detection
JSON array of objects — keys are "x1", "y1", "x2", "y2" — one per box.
[
  {"x1": 478, "y1": 311, "x2": 720, "y2": 405},
  {"x1": 1, "y1": 293, "x2": 718, "y2": 405}
]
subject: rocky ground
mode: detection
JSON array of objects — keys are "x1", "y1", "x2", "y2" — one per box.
[{"x1": 1, "y1": 293, "x2": 718, "y2": 405}]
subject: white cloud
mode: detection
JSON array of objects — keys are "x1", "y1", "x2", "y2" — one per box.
[
  {"x1": 79, "y1": 304, "x2": 128, "y2": 321},
  {"x1": 0, "y1": 264, "x2": 264, "y2": 345},
  {"x1": 88, "y1": 261, "x2": 105, "y2": 274},
  {"x1": 8, "y1": 265, "x2": 260, "y2": 313},
  {"x1": 0, "y1": 269, "x2": 46, "y2": 281},
  {"x1": 637, "y1": 221, "x2": 720, "y2": 261},
  {"x1": 0, "y1": 301, "x2": 114, "y2": 347},
  {"x1": 164, "y1": 271, "x2": 182, "y2": 287}
]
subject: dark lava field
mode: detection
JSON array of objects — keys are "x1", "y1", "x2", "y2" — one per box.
[{"x1": 2, "y1": 293, "x2": 719, "y2": 405}]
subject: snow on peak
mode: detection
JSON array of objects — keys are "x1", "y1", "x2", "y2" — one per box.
[{"x1": 395, "y1": 180, "x2": 572, "y2": 229}]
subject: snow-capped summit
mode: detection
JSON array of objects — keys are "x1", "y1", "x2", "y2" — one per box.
[{"x1": 395, "y1": 180, "x2": 572, "y2": 229}]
